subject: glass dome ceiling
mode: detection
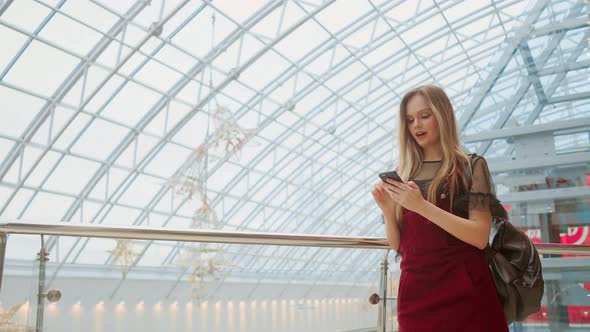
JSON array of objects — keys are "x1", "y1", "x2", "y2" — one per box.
[{"x1": 0, "y1": 0, "x2": 588, "y2": 292}]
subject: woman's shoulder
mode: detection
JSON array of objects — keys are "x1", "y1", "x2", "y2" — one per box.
[{"x1": 467, "y1": 152, "x2": 488, "y2": 162}]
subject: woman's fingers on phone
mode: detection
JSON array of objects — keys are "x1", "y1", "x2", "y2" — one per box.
[
  {"x1": 374, "y1": 183, "x2": 390, "y2": 197},
  {"x1": 371, "y1": 186, "x2": 378, "y2": 197},
  {"x1": 385, "y1": 179, "x2": 400, "y2": 186},
  {"x1": 384, "y1": 181, "x2": 398, "y2": 192},
  {"x1": 372, "y1": 183, "x2": 384, "y2": 196}
]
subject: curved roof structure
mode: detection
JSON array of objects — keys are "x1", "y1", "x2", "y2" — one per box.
[{"x1": 0, "y1": 0, "x2": 588, "y2": 298}]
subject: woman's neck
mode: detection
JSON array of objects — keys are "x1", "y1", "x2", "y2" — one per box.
[{"x1": 423, "y1": 148, "x2": 443, "y2": 161}]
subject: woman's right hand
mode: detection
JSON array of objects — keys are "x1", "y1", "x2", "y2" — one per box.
[{"x1": 371, "y1": 181, "x2": 396, "y2": 216}]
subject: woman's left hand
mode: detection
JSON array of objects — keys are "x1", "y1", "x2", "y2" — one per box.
[{"x1": 382, "y1": 180, "x2": 426, "y2": 213}]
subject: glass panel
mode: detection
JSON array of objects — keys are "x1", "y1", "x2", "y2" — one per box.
[
  {"x1": 240, "y1": 51, "x2": 291, "y2": 91},
  {"x1": 21, "y1": 191, "x2": 74, "y2": 222},
  {"x1": 144, "y1": 142, "x2": 192, "y2": 179},
  {"x1": 383, "y1": 1, "x2": 420, "y2": 23},
  {"x1": 71, "y1": 118, "x2": 130, "y2": 160},
  {"x1": 274, "y1": 20, "x2": 330, "y2": 62},
  {"x1": 100, "y1": 81, "x2": 163, "y2": 127},
  {"x1": 316, "y1": 0, "x2": 372, "y2": 34},
  {"x1": 1, "y1": 234, "x2": 41, "y2": 331},
  {"x1": 511, "y1": 257, "x2": 590, "y2": 331},
  {"x1": 4, "y1": 40, "x2": 79, "y2": 97},
  {"x1": 43, "y1": 155, "x2": 101, "y2": 195},
  {"x1": 0, "y1": 87, "x2": 45, "y2": 139},
  {"x1": 38, "y1": 11, "x2": 104, "y2": 56},
  {"x1": 1, "y1": 188, "x2": 36, "y2": 219},
  {"x1": 60, "y1": 0, "x2": 120, "y2": 33},
  {"x1": 1, "y1": 231, "x2": 384, "y2": 331},
  {"x1": 2, "y1": 0, "x2": 51, "y2": 34}
]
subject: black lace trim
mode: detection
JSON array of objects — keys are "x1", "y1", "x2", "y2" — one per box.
[
  {"x1": 453, "y1": 192, "x2": 508, "y2": 220},
  {"x1": 467, "y1": 192, "x2": 501, "y2": 209}
]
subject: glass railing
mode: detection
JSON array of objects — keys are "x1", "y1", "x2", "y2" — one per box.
[
  {"x1": 510, "y1": 245, "x2": 590, "y2": 332},
  {"x1": 0, "y1": 221, "x2": 589, "y2": 332},
  {"x1": 504, "y1": 188, "x2": 590, "y2": 332},
  {"x1": 0, "y1": 222, "x2": 386, "y2": 332}
]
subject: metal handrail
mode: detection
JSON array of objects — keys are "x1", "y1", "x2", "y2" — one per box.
[
  {"x1": 1, "y1": 222, "x2": 590, "y2": 254},
  {"x1": 1, "y1": 222, "x2": 589, "y2": 332}
]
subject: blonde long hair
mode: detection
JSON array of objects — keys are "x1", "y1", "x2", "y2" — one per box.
[{"x1": 394, "y1": 85, "x2": 470, "y2": 223}]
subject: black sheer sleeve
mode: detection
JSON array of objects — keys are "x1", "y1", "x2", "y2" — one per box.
[
  {"x1": 453, "y1": 155, "x2": 508, "y2": 220},
  {"x1": 469, "y1": 156, "x2": 495, "y2": 211}
]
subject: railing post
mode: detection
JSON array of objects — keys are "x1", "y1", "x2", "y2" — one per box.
[
  {"x1": 0, "y1": 232, "x2": 6, "y2": 292},
  {"x1": 377, "y1": 250, "x2": 390, "y2": 332},
  {"x1": 35, "y1": 235, "x2": 49, "y2": 332}
]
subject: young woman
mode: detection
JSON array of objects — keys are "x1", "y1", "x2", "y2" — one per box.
[{"x1": 371, "y1": 85, "x2": 509, "y2": 331}]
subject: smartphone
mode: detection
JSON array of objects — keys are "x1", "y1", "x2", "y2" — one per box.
[{"x1": 379, "y1": 170, "x2": 403, "y2": 183}]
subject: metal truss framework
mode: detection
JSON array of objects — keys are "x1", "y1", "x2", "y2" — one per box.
[{"x1": 0, "y1": 0, "x2": 588, "y2": 300}]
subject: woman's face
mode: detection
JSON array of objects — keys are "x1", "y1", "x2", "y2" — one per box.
[{"x1": 405, "y1": 94, "x2": 440, "y2": 149}]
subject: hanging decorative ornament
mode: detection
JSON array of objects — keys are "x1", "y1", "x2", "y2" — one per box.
[
  {"x1": 0, "y1": 302, "x2": 35, "y2": 331},
  {"x1": 212, "y1": 105, "x2": 257, "y2": 159},
  {"x1": 108, "y1": 239, "x2": 139, "y2": 278},
  {"x1": 166, "y1": 145, "x2": 208, "y2": 200},
  {"x1": 192, "y1": 197, "x2": 221, "y2": 229},
  {"x1": 169, "y1": 12, "x2": 238, "y2": 300},
  {"x1": 174, "y1": 243, "x2": 233, "y2": 300}
]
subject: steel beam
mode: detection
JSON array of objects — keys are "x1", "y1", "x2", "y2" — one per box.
[
  {"x1": 463, "y1": 116, "x2": 590, "y2": 142},
  {"x1": 458, "y1": 0, "x2": 550, "y2": 129},
  {"x1": 486, "y1": 151, "x2": 590, "y2": 173},
  {"x1": 548, "y1": 91, "x2": 590, "y2": 105}
]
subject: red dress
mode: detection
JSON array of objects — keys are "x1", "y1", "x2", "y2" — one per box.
[{"x1": 396, "y1": 178, "x2": 508, "y2": 332}]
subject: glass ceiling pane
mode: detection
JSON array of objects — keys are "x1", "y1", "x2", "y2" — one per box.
[
  {"x1": 400, "y1": 14, "x2": 447, "y2": 43},
  {"x1": 315, "y1": 0, "x2": 372, "y2": 34},
  {"x1": 72, "y1": 118, "x2": 130, "y2": 160},
  {"x1": 22, "y1": 191, "x2": 75, "y2": 222},
  {"x1": 0, "y1": 90, "x2": 44, "y2": 138},
  {"x1": 134, "y1": 56, "x2": 185, "y2": 92},
  {"x1": 118, "y1": 173, "x2": 163, "y2": 208},
  {"x1": 153, "y1": 43, "x2": 197, "y2": 74},
  {"x1": 274, "y1": 20, "x2": 330, "y2": 62},
  {"x1": 38, "y1": 10, "x2": 104, "y2": 56},
  {"x1": 239, "y1": 50, "x2": 291, "y2": 91},
  {"x1": 82, "y1": 73, "x2": 124, "y2": 111},
  {"x1": 51, "y1": 111, "x2": 89, "y2": 150},
  {"x1": 61, "y1": 0, "x2": 121, "y2": 32},
  {"x1": 43, "y1": 155, "x2": 101, "y2": 194},
  {"x1": 101, "y1": 205, "x2": 141, "y2": 226},
  {"x1": 1, "y1": 0, "x2": 51, "y2": 33},
  {"x1": 4, "y1": 40, "x2": 79, "y2": 97},
  {"x1": 100, "y1": 81, "x2": 162, "y2": 126},
  {"x1": 2, "y1": 188, "x2": 35, "y2": 219},
  {"x1": 74, "y1": 237, "x2": 113, "y2": 264},
  {"x1": 384, "y1": 1, "x2": 420, "y2": 23},
  {"x1": 0, "y1": 0, "x2": 586, "y2": 297},
  {"x1": 324, "y1": 61, "x2": 366, "y2": 92},
  {"x1": 136, "y1": 242, "x2": 176, "y2": 267},
  {"x1": 144, "y1": 142, "x2": 192, "y2": 178},
  {"x1": 169, "y1": 6, "x2": 219, "y2": 59},
  {"x1": 0, "y1": 25, "x2": 28, "y2": 73}
]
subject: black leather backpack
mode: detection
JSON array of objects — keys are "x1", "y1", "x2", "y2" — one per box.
[{"x1": 467, "y1": 154, "x2": 544, "y2": 324}]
